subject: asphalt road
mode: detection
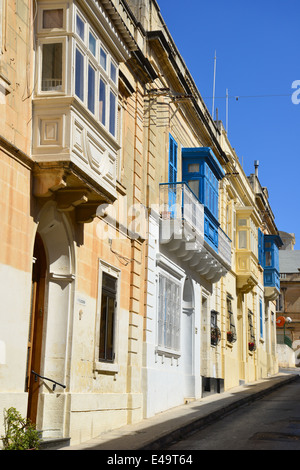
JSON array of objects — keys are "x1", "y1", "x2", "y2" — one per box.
[{"x1": 165, "y1": 373, "x2": 300, "y2": 450}]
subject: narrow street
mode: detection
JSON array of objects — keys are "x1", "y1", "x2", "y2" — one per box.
[{"x1": 164, "y1": 373, "x2": 300, "y2": 450}]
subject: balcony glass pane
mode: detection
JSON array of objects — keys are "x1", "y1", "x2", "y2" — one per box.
[
  {"x1": 43, "y1": 9, "x2": 63, "y2": 29},
  {"x1": 75, "y1": 48, "x2": 84, "y2": 101},
  {"x1": 238, "y1": 230, "x2": 247, "y2": 249},
  {"x1": 42, "y1": 43, "x2": 62, "y2": 91}
]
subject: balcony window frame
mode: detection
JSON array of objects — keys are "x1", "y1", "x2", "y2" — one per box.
[
  {"x1": 37, "y1": 4, "x2": 67, "y2": 33},
  {"x1": 37, "y1": 36, "x2": 67, "y2": 96},
  {"x1": 73, "y1": 6, "x2": 119, "y2": 138}
]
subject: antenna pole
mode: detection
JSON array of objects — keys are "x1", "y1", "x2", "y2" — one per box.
[
  {"x1": 212, "y1": 51, "x2": 217, "y2": 120},
  {"x1": 226, "y1": 88, "x2": 229, "y2": 133}
]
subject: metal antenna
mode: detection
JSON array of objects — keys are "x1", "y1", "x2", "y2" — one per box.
[
  {"x1": 226, "y1": 88, "x2": 229, "y2": 133},
  {"x1": 212, "y1": 51, "x2": 217, "y2": 120}
]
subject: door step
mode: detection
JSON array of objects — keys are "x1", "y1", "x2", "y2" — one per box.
[{"x1": 39, "y1": 437, "x2": 70, "y2": 450}]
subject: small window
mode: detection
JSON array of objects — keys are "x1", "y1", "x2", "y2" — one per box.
[
  {"x1": 75, "y1": 48, "x2": 84, "y2": 101},
  {"x1": 226, "y1": 296, "x2": 237, "y2": 343},
  {"x1": 43, "y1": 9, "x2": 63, "y2": 29},
  {"x1": 211, "y1": 310, "x2": 221, "y2": 346},
  {"x1": 109, "y1": 91, "x2": 116, "y2": 136},
  {"x1": 248, "y1": 310, "x2": 256, "y2": 352},
  {"x1": 238, "y1": 219, "x2": 247, "y2": 226},
  {"x1": 238, "y1": 230, "x2": 247, "y2": 249},
  {"x1": 89, "y1": 32, "x2": 96, "y2": 56},
  {"x1": 99, "y1": 273, "x2": 117, "y2": 362},
  {"x1": 259, "y1": 299, "x2": 263, "y2": 339},
  {"x1": 99, "y1": 78, "x2": 106, "y2": 125},
  {"x1": 188, "y1": 163, "x2": 200, "y2": 173},
  {"x1": 110, "y1": 61, "x2": 117, "y2": 84},
  {"x1": 100, "y1": 47, "x2": 107, "y2": 70},
  {"x1": 88, "y1": 64, "x2": 95, "y2": 113},
  {"x1": 76, "y1": 14, "x2": 85, "y2": 40},
  {"x1": 265, "y1": 251, "x2": 272, "y2": 267},
  {"x1": 188, "y1": 180, "x2": 199, "y2": 197},
  {"x1": 41, "y1": 43, "x2": 62, "y2": 91}
]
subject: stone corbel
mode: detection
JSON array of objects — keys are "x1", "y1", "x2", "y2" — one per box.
[
  {"x1": 33, "y1": 169, "x2": 67, "y2": 197},
  {"x1": 76, "y1": 203, "x2": 103, "y2": 224},
  {"x1": 56, "y1": 189, "x2": 89, "y2": 212}
]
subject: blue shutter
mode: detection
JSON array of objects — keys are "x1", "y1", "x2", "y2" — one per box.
[
  {"x1": 168, "y1": 135, "x2": 178, "y2": 183},
  {"x1": 168, "y1": 135, "x2": 178, "y2": 214}
]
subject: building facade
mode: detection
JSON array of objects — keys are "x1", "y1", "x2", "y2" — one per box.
[
  {"x1": 277, "y1": 232, "x2": 300, "y2": 366},
  {"x1": 0, "y1": 0, "x2": 281, "y2": 447}
]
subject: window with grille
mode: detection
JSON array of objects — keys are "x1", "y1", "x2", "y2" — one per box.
[
  {"x1": 99, "y1": 272, "x2": 117, "y2": 362},
  {"x1": 157, "y1": 273, "x2": 181, "y2": 351},
  {"x1": 211, "y1": 310, "x2": 221, "y2": 346},
  {"x1": 226, "y1": 295, "x2": 237, "y2": 343},
  {"x1": 248, "y1": 309, "x2": 256, "y2": 352}
]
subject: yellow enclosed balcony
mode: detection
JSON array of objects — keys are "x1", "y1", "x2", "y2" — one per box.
[{"x1": 235, "y1": 207, "x2": 260, "y2": 293}]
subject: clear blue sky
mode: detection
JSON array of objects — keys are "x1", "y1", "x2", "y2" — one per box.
[{"x1": 157, "y1": 0, "x2": 300, "y2": 248}]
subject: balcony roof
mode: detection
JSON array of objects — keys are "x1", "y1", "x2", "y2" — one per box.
[{"x1": 182, "y1": 147, "x2": 225, "y2": 180}]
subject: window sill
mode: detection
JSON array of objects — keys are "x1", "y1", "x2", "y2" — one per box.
[
  {"x1": 155, "y1": 347, "x2": 181, "y2": 359},
  {"x1": 93, "y1": 361, "x2": 119, "y2": 374}
]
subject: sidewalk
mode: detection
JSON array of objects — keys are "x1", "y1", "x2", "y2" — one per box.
[{"x1": 60, "y1": 372, "x2": 299, "y2": 451}]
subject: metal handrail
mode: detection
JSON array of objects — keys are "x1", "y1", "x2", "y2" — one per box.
[{"x1": 31, "y1": 370, "x2": 66, "y2": 391}]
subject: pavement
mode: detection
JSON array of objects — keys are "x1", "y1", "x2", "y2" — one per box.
[{"x1": 60, "y1": 370, "x2": 299, "y2": 451}]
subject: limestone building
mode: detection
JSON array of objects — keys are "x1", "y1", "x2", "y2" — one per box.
[{"x1": 0, "y1": 0, "x2": 282, "y2": 447}]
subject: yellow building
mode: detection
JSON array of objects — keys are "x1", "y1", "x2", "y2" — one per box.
[{"x1": 0, "y1": 0, "x2": 281, "y2": 448}]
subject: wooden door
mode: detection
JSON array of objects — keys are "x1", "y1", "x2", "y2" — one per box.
[{"x1": 26, "y1": 234, "x2": 47, "y2": 425}]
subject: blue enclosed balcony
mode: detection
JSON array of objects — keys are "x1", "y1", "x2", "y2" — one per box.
[
  {"x1": 159, "y1": 181, "x2": 231, "y2": 283},
  {"x1": 258, "y1": 231, "x2": 283, "y2": 300}
]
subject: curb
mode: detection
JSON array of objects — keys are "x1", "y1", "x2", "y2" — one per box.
[{"x1": 139, "y1": 374, "x2": 300, "y2": 450}]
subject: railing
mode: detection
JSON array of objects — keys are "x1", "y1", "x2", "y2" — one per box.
[
  {"x1": 41, "y1": 79, "x2": 63, "y2": 92},
  {"x1": 31, "y1": 370, "x2": 66, "y2": 392},
  {"x1": 276, "y1": 335, "x2": 293, "y2": 349},
  {"x1": 159, "y1": 182, "x2": 204, "y2": 237},
  {"x1": 218, "y1": 226, "x2": 232, "y2": 266}
]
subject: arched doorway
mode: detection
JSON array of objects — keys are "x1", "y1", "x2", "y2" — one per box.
[
  {"x1": 26, "y1": 233, "x2": 47, "y2": 424},
  {"x1": 27, "y1": 203, "x2": 75, "y2": 438},
  {"x1": 182, "y1": 277, "x2": 195, "y2": 399}
]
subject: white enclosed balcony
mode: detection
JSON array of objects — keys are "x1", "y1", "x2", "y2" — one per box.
[{"x1": 159, "y1": 182, "x2": 231, "y2": 283}]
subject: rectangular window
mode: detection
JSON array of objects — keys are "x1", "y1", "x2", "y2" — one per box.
[
  {"x1": 248, "y1": 310, "x2": 256, "y2": 352},
  {"x1": 76, "y1": 14, "x2": 85, "y2": 40},
  {"x1": 226, "y1": 295, "x2": 237, "y2": 343},
  {"x1": 265, "y1": 251, "x2": 272, "y2": 267},
  {"x1": 99, "y1": 78, "x2": 106, "y2": 125},
  {"x1": 100, "y1": 47, "x2": 107, "y2": 70},
  {"x1": 211, "y1": 310, "x2": 220, "y2": 346},
  {"x1": 158, "y1": 274, "x2": 180, "y2": 351},
  {"x1": 88, "y1": 64, "x2": 95, "y2": 113},
  {"x1": 109, "y1": 91, "x2": 116, "y2": 136},
  {"x1": 259, "y1": 299, "x2": 263, "y2": 338},
  {"x1": 110, "y1": 61, "x2": 117, "y2": 83},
  {"x1": 43, "y1": 9, "x2": 63, "y2": 29},
  {"x1": 89, "y1": 32, "x2": 96, "y2": 56},
  {"x1": 99, "y1": 273, "x2": 117, "y2": 362},
  {"x1": 75, "y1": 48, "x2": 84, "y2": 101},
  {"x1": 41, "y1": 43, "x2": 63, "y2": 91},
  {"x1": 238, "y1": 230, "x2": 247, "y2": 249},
  {"x1": 188, "y1": 163, "x2": 200, "y2": 173}
]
